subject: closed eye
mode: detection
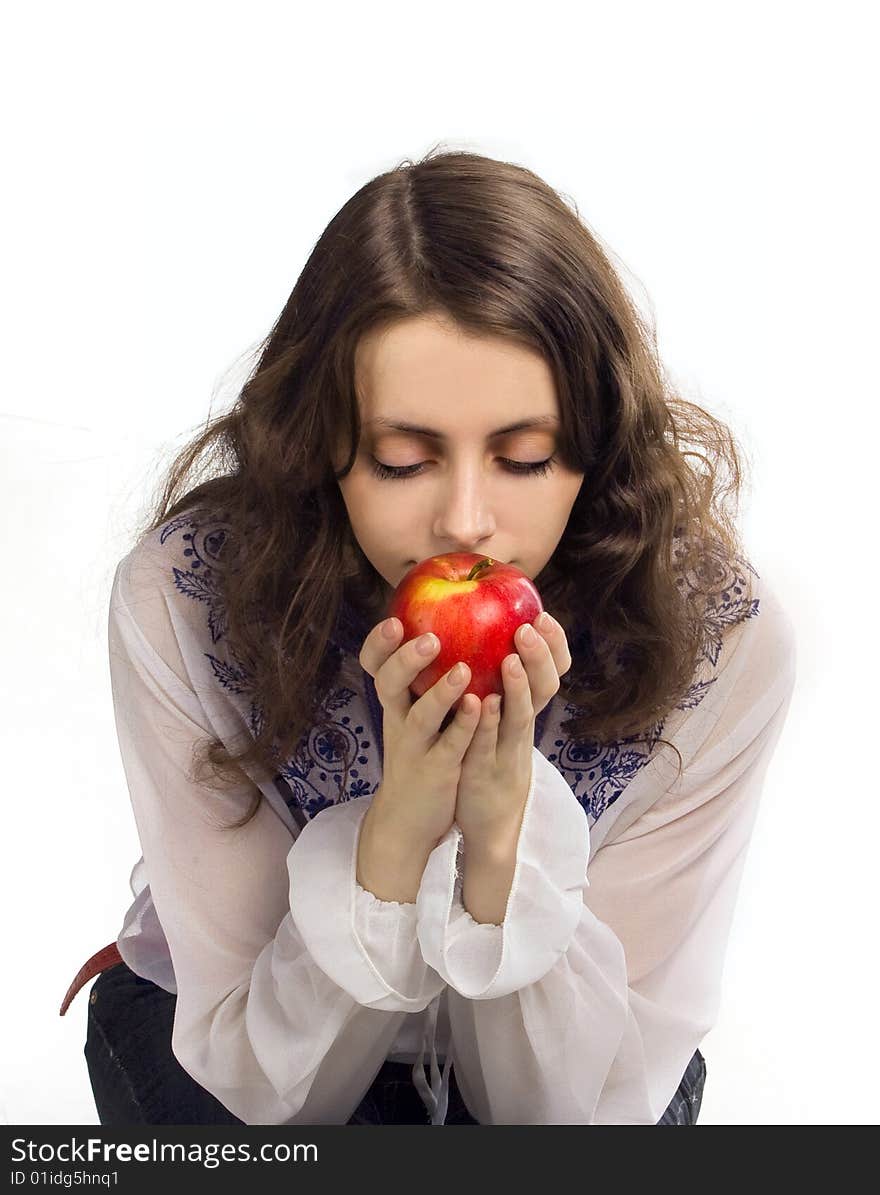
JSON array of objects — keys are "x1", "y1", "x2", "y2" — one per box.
[{"x1": 369, "y1": 456, "x2": 558, "y2": 481}]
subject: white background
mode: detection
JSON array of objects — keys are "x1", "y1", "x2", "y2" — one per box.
[{"x1": 2, "y1": 0, "x2": 876, "y2": 1125}]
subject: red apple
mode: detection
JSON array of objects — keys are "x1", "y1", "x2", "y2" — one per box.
[{"x1": 386, "y1": 553, "x2": 544, "y2": 711}]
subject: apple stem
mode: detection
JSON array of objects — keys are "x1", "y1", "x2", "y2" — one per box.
[{"x1": 466, "y1": 558, "x2": 495, "y2": 582}]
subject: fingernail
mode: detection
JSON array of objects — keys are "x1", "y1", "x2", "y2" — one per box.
[
  {"x1": 382, "y1": 619, "x2": 399, "y2": 640},
  {"x1": 537, "y1": 612, "x2": 553, "y2": 632},
  {"x1": 520, "y1": 624, "x2": 537, "y2": 646},
  {"x1": 417, "y1": 633, "x2": 439, "y2": 655}
]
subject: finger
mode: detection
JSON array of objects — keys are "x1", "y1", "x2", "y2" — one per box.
[
  {"x1": 496, "y1": 651, "x2": 535, "y2": 754},
  {"x1": 461, "y1": 693, "x2": 502, "y2": 766},
  {"x1": 534, "y1": 612, "x2": 573, "y2": 677},
  {"x1": 358, "y1": 617, "x2": 404, "y2": 679},
  {"x1": 428, "y1": 689, "x2": 482, "y2": 766},
  {"x1": 407, "y1": 659, "x2": 475, "y2": 748},
  {"x1": 371, "y1": 625, "x2": 443, "y2": 723},
  {"x1": 515, "y1": 622, "x2": 562, "y2": 708}
]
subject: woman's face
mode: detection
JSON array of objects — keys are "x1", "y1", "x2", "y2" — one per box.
[{"x1": 335, "y1": 313, "x2": 585, "y2": 608}]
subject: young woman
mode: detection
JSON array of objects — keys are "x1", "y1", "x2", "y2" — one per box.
[{"x1": 61, "y1": 148, "x2": 796, "y2": 1126}]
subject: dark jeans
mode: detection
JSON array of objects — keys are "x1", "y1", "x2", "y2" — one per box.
[{"x1": 84, "y1": 960, "x2": 705, "y2": 1125}]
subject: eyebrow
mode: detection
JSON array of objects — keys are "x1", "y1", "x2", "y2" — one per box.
[{"x1": 365, "y1": 415, "x2": 560, "y2": 440}]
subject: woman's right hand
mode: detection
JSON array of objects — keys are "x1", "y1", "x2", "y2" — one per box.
[{"x1": 358, "y1": 617, "x2": 481, "y2": 850}]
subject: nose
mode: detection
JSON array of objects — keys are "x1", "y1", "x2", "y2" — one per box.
[{"x1": 432, "y1": 460, "x2": 496, "y2": 552}]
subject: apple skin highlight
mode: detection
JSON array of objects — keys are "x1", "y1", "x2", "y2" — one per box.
[{"x1": 386, "y1": 552, "x2": 544, "y2": 709}]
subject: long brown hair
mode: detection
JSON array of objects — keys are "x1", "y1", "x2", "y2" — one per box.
[{"x1": 130, "y1": 146, "x2": 753, "y2": 830}]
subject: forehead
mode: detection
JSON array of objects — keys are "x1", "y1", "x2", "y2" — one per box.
[{"x1": 354, "y1": 315, "x2": 557, "y2": 413}]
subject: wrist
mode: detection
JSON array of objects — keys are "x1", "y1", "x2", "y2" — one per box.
[
  {"x1": 356, "y1": 802, "x2": 437, "y2": 904},
  {"x1": 461, "y1": 843, "x2": 518, "y2": 926},
  {"x1": 363, "y1": 790, "x2": 443, "y2": 858},
  {"x1": 461, "y1": 813, "x2": 525, "y2": 864}
]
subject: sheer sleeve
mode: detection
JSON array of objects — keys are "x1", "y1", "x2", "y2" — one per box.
[
  {"x1": 415, "y1": 580, "x2": 797, "y2": 1124},
  {"x1": 108, "y1": 551, "x2": 445, "y2": 1124}
]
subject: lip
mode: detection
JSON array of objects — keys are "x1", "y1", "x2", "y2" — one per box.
[{"x1": 406, "y1": 558, "x2": 513, "y2": 564}]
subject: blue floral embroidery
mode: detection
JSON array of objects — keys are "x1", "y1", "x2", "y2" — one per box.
[
  {"x1": 154, "y1": 509, "x2": 761, "y2": 831},
  {"x1": 546, "y1": 539, "x2": 761, "y2": 828}
]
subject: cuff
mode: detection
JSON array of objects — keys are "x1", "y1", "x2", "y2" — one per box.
[
  {"x1": 416, "y1": 746, "x2": 590, "y2": 1000},
  {"x1": 288, "y1": 795, "x2": 447, "y2": 1012}
]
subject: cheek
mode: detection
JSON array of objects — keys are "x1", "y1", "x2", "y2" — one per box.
[
  {"x1": 548, "y1": 476, "x2": 583, "y2": 518},
  {"x1": 347, "y1": 483, "x2": 412, "y2": 541},
  {"x1": 509, "y1": 486, "x2": 575, "y2": 548}
]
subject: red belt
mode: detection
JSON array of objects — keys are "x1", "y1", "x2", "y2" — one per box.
[{"x1": 59, "y1": 942, "x2": 123, "y2": 1016}]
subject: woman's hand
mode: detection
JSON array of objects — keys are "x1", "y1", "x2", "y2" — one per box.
[
  {"x1": 358, "y1": 618, "x2": 482, "y2": 851},
  {"x1": 454, "y1": 612, "x2": 573, "y2": 853}
]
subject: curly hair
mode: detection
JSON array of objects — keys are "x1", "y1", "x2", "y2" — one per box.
[{"x1": 130, "y1": 146, "x2": 753, "y2": 830}]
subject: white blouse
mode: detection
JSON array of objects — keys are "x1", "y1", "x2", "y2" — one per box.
[{"x1": 107, "y1": 509, "x2": 796, "y2": 1125}]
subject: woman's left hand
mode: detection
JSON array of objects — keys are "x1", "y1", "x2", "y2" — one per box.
[{"x1": 454, "y1": 613, "x2": 572, "y2": 851}]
